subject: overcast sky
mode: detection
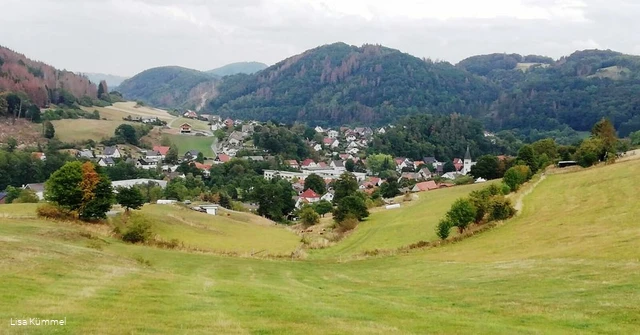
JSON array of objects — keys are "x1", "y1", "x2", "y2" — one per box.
[{"x1": 1, "y1": 0, "x2": 639, "y2": 76}]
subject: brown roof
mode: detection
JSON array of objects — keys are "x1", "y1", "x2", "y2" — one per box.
[{"x1": 413, "y1": 181, "x2": 439, "y2": 192}]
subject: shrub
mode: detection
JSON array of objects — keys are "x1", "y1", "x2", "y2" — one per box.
[
  {"x1": 299, "y1": 205, "x2": 320, "y2": 226},
  {"x1": 36, "y1": 204, "x2": 78, "y2": 221},
  {"x1": 337, "y1": 214, "x2": 359, "y2": 232},
  {"x1": 488, "y1": 196, "x2": 516, "y2": 221},
  {"x1": 333, "y1": 195, "x2": 369, "y2": 222},
  {"x1": 446, "y1": 198, "x2": 477, "y2": 232},
  {"x1": 436, "y1": 218, "x2": 453, "y2": 240},
  {"x1": 122, "y1": 215, "x2": 153, "y2": 244},
  {"x1": 503, "y1": 165, "x2": 532, "y2": 192},
  {"x1": 13, "y1": 189, "x2": 40, "y2": 203},
  {"x1": 500, "y1": 183, "x2": 512, "y2": 195}
]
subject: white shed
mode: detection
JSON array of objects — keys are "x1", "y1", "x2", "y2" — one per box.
[{"x1": 200, "y1": 205, "x2": 219, "y2": 215}]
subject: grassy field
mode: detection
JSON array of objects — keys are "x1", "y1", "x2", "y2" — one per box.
[
  {"x1": 0, "y1": 161, "x2": 639, "y2": 333},
  {"x1": 165, "y1": 134, "x2": 214, "y2": 156},
  {"x1": 587, "y1": 66, "x2": 631, "y2": 80},
  {"x1": 169, "y1": 117, "x2": 211, "y2": 132},
  {"x1": 137, "y1": 204, "x2": 299, "y2": 255},
  {"x1": 82, "y1": 102, "x2": 175, "y2": 121},
  {"x1": 51, "y1": 119, "x2": 138, "y2": 143},
  {"x1": 311, "y1": 182, "x2": 495, "y2": 258}
]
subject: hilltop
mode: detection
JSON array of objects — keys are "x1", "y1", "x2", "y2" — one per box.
[
  {"x1": 118, "y1": 66, "x2": 218, "y2": 110},
  {"x1": 0, "y1": 45, "x2": 97, "y2": 106},
  {"x1": 207, "y1": 61, "x2": 268, "y2": 76},
  {"x1": 208, "y1": 42, "x2": 498, "y2": 126}
]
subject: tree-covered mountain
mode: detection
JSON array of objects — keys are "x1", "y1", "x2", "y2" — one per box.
[
  {"x1": 118, "y1": 66, "x2": 218, "y2": 110},
  {"x1": 0, "y1": 46, "x2": 98, "y2": 107},
  {"x1": 80, "y1": 72, "x2": 129, "y2": 88},
  {"x1": 473, "y1": 50, "x2": 640, "y2": 137},
  {"x1": 207, "y1": 43, "x2": 499, "y2": 126},
  {"x1": 207, "y1": 62, "x2": 268, "y2": 76}
]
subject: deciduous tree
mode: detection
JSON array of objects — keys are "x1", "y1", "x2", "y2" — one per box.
[
  {"x1": 116, "y1": 187, "x2": 145, "y2": 212},
  {"x1": 303, "y1": 173, "x2": 326, "y2": 195}
]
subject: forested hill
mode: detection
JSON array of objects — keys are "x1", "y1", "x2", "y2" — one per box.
[
  {"x1": 118, "y1": 66, "x2": 218, "y2": 110},
  {"x1": 461, "y1": 50, "x2": 640, "y2": 137},
  {"x1": 0, "y1": 46, "x2": 97, "y2": 106},
  {"x1": 207, "y1": 62, "x2": 268, "y2": 76},
  {"x1": 207, "y1": 43, "x2": 499, "y2": 126}
]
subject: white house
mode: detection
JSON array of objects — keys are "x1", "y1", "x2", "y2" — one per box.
[
  {"x1": 97, "y1": 157, "x2": 116, "y2": 167},
  {"x1": 346, "y1": 133, "x2": 357, "y2": 142},
  {"x1": 327, "y1": 130, "x2": 339, "y2": 139},
  {"x1": 313, "y1": 143, "x2": 322, "y2": 152},
  {"x1": 99, "y1": 146, "x2": 121, "y2": 159},
  {"x1": 22, "y1": 183, "x2": 45, "y2": 200},
  {"x1": 314, "y1": 126, "x2": 324, "y2": 133},
  {"x1": 346, "y1": 147, "x2": 359, "y2": 155},
  {"x1": 377, "y1": 127, "x2": 386, "y2": 134},
  {"x1": 321, "y1": 192, "x2": 334, "y2": 202},
  {"x1": 136, "y1": 158, "x2": 159, "y2": 170},
  {"x1": 200, "y1": 204, "x2": 219, "y2": 215}
]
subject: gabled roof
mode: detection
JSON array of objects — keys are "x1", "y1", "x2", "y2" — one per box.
[
  {"x1": 180, "y1": 123, "x2": 192, "y2": 128},
  {"x1": 300, "y1": 189, "x2": 320, "y2": 199},
  {"x1": 78, "y1": 149, "x2": 94, "y2": 158},
  {"x1": 194, "y1": 162, "x2": 212, "y2": 170},
  {"x1": 146, "y1": 150, "x2": 161, "y2": 157},
  {"x1": 317, "y1": 162, "x2": 328, "y2": 168},
  {"x1": 331, "y1": 160, "x2": 344, "y2": 168},
  {"x1": 423, "y1": 157, "x2": 438, "y2": 164},
  {"x1": 153, "y1": 146, "x2": 170, "y2": 156},
  {"x1": 287, "y1": 160, "x2": 299, "y2": 166},
  {"x1": 301, "y1": 159, "x2": 316, "y2": 166},
  {"x1": 217, "y1": 154, "x2": 231, "y2": 163},
  {"x1": 413, "y1": 181, "x2": 439, "y2": 191},
  {"x1": 100, "y1": 157, "x2": 116, "y2": 165},
  {"x1": 24, "y1": 183, "x2": 45, "y2": 192},
  {"x1": 323, "y1": 137, "x2": 334, "y2": 145},
  {"x1": 103, "y1": 146, "x2": 118, "y2": 156}
]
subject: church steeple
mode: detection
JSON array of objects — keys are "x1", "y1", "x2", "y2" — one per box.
[{"x1": 464, "y1": 146, "x2": 471, "y2": 161}]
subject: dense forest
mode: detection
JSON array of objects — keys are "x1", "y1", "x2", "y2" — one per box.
[
  {"x1": 208, "y1": 43, "x2": 499, "y2": 126},
  {"x1": 118, "y1": 66, "x2": 218, "y2": 110},
  {"x1": 0, "y1": 46, "x2": 98, "y2": 107}
]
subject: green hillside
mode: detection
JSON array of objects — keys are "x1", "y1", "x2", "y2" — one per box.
[
  {"x1": 208, "y1": 42, "x2": 499, "y2": 126},
  {"x1": 1, "y1": 159, "x2": 639, "y2": 333},
  {"x1": 118, "y1": 66, "x2": 216, "y2": 109},
  {"x1": 207, "y1": 61, "x2": 268, "y2": 76}
]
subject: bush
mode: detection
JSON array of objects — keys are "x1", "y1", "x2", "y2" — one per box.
[
  {"x1": 446, "y1": 198, "x2": 477, "y2": 232},
  {"x1": 36, "y1": 204, "x2": 77, "y2": 221},
  {"x1": 503, "y1": 165, "x2": 532, "y2": 192},
  {"x1": 299, "y1": 205, "x2": 320, "y2": 226},
  {"x1": 488, "y1": 196, "x2": 516, "y2": 221},
  {"x1": 13, "y1": 189, "x2": 39, "y2": 203},
  {"x1": 337, "y1": 214, "x2": 359, "y2": 232},
  {"x1": 500, "y1": 183, "x2": 512, "y2": 195},
  {"x1": 122, "y1": 215, "x2": 153, "y2": 243},
  {"x1": 436, "y1": 218, "x2": 453, "y2": 240}
]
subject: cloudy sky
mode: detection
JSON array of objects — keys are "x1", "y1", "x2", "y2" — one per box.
[{"x1": 1, "y1": 0, "x2": 639, "y2": 76}]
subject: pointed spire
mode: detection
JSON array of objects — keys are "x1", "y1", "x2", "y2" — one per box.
[{"x1": 464, "y1": 145, "x2": 471, "y2": 161}]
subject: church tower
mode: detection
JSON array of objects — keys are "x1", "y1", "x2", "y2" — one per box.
[{"x1": 463, "y1": 146, "x2": 472, "y2": 175}]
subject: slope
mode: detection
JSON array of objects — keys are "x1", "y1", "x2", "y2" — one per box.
[
  {"x1": 208, "y1": 42, "x2": 499, "y2": 126},
  {"x1": 207, "y1": 62, "x2": 268, "y2": 76},
  {"x1": 311, "y1": 182, "x2": 494, "y2": 258},
  {"x1": 0, "y1": 160, "x2": 639, "y2": 333},
  {"x1": 81, "y1": 72, "x2": 129, "y2": 88},
  {"x1": 0, "y1": 45, "x2": 97, "y2": 106},
  {"x1": 118, "y1": 66, "x2": 217, "y2": 110}
]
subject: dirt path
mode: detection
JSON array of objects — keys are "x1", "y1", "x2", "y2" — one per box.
[{"x1": 513, "y1": 174, "x2": 547, "y2": 214}]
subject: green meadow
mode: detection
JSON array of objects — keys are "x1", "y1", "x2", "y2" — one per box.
[{"x1": 1, "y1": 160, "x2": 639, "y2": 334}]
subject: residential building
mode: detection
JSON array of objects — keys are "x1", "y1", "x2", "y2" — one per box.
[
  {"x1": 301, "y1": 159, "x2": 318, "y2": 169},
  {"x1": 412, "y1": 181, "x2": 439, "y2": 192},
  {"x1": 180, "y1": 123, "x2": 192, "y2": 134},
  {"x1": 112, "y1": 179, "x2": 167, "y2": 189},
  {"x1": 216, "y1": 154, "x2": 231, "y2": 163},
  {"x1": 100, "y1": 146, "x2": 121, "y2": 159},
  {"x1": 241, "y1": 125, "x2": 255, "y2": 134},
  {"x1": 97, "y1": 157, "x2": 116, "y2": 167},
  {"x1": 287, "y1": 160, "x2": 300, "y2": 169},
  {"x1": 145, "y1": 150, "x2": 162, "y2": 160},
  {"x1": 330, "y1": 160, "x2": 345, "y2": 171},
  {"x1": 136, "y1": 158, "x2": 159, "y2": 170},
  {"x1": 314, "y1": 126, "x2": 325, "y2": 133},
  {"x1": 153, "y1": 146, "x2": 171, "y2": 158},
  {"x1": 264, "y1": 169, "x2": 366, "y2": 182},
  {"x1": 22, "y1": 183, "x2": 45, "y2": 200},
  {"x1": 32, "y1": 152, "x2": 46, "y2": 161},
  {"x1": 77, "y1": 149, "x2": 95, "y2": 159},
  {"x1": 228, "y1": 131, "x2": 246, "y2": 146},
  {"x1": 184, "y1": 150, "x2": 201, "y2": 161},
  {"x1": 327, "y1": 130, "x2": 339, "y2": 139},
  {"x1": 183, "y1": 110, "x2": 197, "y2": 119}
]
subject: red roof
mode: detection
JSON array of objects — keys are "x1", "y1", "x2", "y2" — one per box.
[
  {"x1": 317, "y1": 162, "x2": 328, "y2": 168},
  {"x1": 301, "y1": 159, "x2": 315, "y2": 167},
  {"x1": 323, "y1": 138, "x2": 334, "y2": 145},
  {"x1": 32, "y1": 152, "x2": 45, "y2": 159},
  {"x1": 454, "y1": 163, "x2": 463, "y2": 171},
  {"x1": 414, "y1": 181, "x2": 439, "y2": 192},
  {"x1": 153, "y1": 146, "x2": 170, "y2": 156},
  {"x1": 217, "y1": 154, "x2": 231, "y2": 163},
  {"x1": 300, "y1": 189, "x2": 320, "y2": 199},
  {"x1": 368, "y1": 177, "x2": 381, "y2": 185},
  {"x1": 287, "y1": 160, "x2": 299, "y2": 166},
  {"x1": 453, "y1": 158, "x2": 463, "y2": 164},
  {"x1": 194, "y1": 162, "x2": 212, "y2": 170}
]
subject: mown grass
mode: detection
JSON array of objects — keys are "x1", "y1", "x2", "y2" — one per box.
[
  {"x1": 84, "y1": 102, "x2": 174, "y2": 121},
  {"x1": 0, "y1": 161, "x2": 639, "y2": 334},
  {"x1": 0, "y1": 203, "x2": 39, "y2": 218},
  {"x1": 311, "y1": 182, "x2": 495, "y2": 258},
  {"x1": 51, "y1": 119, "x2": 138, "y2": 142},
  {"x1": 169, "y1": 117, "x2": 211, "y2": 132},
  {"x1": 165, "y1": 134, "x2": 214, "y2": 157},
  {"x1": 138, "y1": 204, "x2": 299, "y2": 255}
]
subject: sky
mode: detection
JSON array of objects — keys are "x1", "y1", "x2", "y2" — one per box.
[{"x1": 1, "y1": 0, "x2": 639, "y2": 76}]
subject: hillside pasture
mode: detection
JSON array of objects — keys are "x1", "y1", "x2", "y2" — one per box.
[
  {"x1": 587, "y1": 66, "x2": 631, "y2": 80},
  {"x1": 311, "y1": 182, "x2": 496, "y2": 258},
  {"x1": 516, "y1": 62, "x2": 550, "y2": 71},
  {"x1": 0, "y1": 161, "x2": 639, "y2": 333},
  {"x1": 51, "y1": 119, "x2": 138, "y2": 143},
  {"x1": 137, "y1": 204, "x2": 299, "y2": 255},
  {"x1": 169, "y1": 116, "x2": 212, "y2": 132},
  {"x1": 164, "y1": 134, "x2": 214, "y2": 157}
]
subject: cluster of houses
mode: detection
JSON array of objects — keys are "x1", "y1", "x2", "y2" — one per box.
[
  {"x1": 310, "y1": 126, "x2": 377, "y2": 156},
  {"x1": 122, "y1": 115, "x2": 165, "y2": 125}
]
